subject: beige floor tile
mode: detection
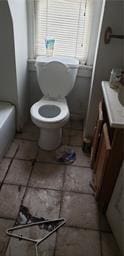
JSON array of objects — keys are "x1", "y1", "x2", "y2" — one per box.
[
  {"x1": 71, "y1": 119, "x2": 83, "y2": 130},
  {"x1": 0, "y1": 158, "x2": 11, "y2": 183},
  {"x1": 63, "y1": 129, "x2": 70, "y2": 137},
  {"x1": 16, "y1": 121, "x2": 39, "y2": 141},
  {"x1": 5, "y1": 140, "x2": 20, "y2": 158},
  {"x1": 0, "y1": 184, "x2": 25, "y2": 219},
  {"x1": 70, "y1": 130, "x2": 83, "y2": 146},
  {"x1": 55, "y1": 227, "x2": 101, "y2": 256},
  {"x1": 6, "y1": 226, "x2": 55, "y2": 256},
  {"x1": 62, "y1": 129, "x2": 70, "y2": 145},
  {"x1": 0, "y1": 218, "x2": 14, "y2": 256},
  {"x1": 15, "y1": 140, "x2": 38, "y2": 160},
  {"x1": 101, "y1": 233, "x2": 121, "y2": 256},
  {"x1": 60, "y1": 192, "x2": 99, "y2": 229},
  {"x1": 63, "y1": 166, "x2": 93, "y2": 194},
  {"x1": 37, "y1": 145, "x2": 90, "y2": 167},
  {"x1": 37, "y1": 149, "x2": 57, "y2": 164},
  {"x1": 29, "y1": 163, "x2": 65, "y2": 190},
  {"x1": 23, "y1": 187, "x2": 61, "y2": 219},
  {"x1": 5, "y1": 160, "x2": 32, "y2": 186},
  {"x1": 72, "y1": 146, "x2": 90, "y2": 167},
  {"x1": 64, "y1": 120, "x2": 72, "y2": 129},
  {"x1": 62, "y1": 136, "x2": 70, "y2": 145},
  {"x1": 37, "y1": 143, "x2": 90, "y2": 167}
]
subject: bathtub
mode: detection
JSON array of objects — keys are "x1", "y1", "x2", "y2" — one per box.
[{"x1": 0, "y1": 102, "x2": 15, "y2": 160}]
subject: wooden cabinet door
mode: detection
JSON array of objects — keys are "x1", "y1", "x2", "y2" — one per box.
[
  {"x1": 95, "y1": 123, "x2": 111, "y2": 199},
  {"x1": 98, "y1": 129, "x2": 124, "y2": 211},
  {"x1": 91, "y1": 101, "x2": 104, "y2": 169},
  {"x1": 107, "y1": 162, "x2": 124, "y2": 255}
]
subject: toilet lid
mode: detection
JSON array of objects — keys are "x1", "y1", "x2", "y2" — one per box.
[{"x1": 37, "y1": 61, "x2": 74, "y2": 98}]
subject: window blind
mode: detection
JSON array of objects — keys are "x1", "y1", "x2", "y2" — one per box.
[{"x1": 35, "y1": 0, "x2": 93, "y2": 63}]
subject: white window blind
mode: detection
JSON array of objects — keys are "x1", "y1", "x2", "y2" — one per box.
[{"x1": 34, "y1": 0, "x2": 93, "y2": 63}]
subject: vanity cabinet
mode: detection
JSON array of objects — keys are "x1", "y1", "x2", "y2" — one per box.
[
  {"x1": 91, "y1": 101, "x2": 104, "y2": 169},
  {"x1": 91, "y1": 81, "x2": 124, "y2": 212},
  {"x1": 95, "y1": 123, "x2": 111, "y2": 199}
]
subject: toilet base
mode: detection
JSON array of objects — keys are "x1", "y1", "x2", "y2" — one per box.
[{"x1": 38, "y1": 127, "x2": 62, "y2": 150}]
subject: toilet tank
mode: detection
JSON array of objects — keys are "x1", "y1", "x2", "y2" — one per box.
[{"x1": 35, "y1": 56, "x2": 79, "y2": 98}]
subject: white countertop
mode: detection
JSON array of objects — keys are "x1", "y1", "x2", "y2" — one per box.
[{"x1": 102, "y1": 81, "x2": 124, "y2": 128}]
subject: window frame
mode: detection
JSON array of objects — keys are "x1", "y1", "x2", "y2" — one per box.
[{"x1": 26, "y1": 0, "x2": 103, "y2": 66}]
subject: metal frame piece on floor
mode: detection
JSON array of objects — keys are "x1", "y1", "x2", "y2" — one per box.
[{"x1": 6, "y1": 218, "x2": 66, "y2": 256}]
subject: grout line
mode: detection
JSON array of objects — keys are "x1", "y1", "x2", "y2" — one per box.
[
  {"x1": 2, "y1": 182, "x2": 94, "y2": 196},
  {"x1": 64, "y1": 127, "x2": 83, "y2": 131},
  {"x1": 21, "y1": 160, "x2": 66, "y2": 167},
  {"x1": 58, "y1": 166, "x2": 67, "y2": 219},
  {"x1": 5, "y1": 157, "x2": 92, "y2": 170},
  {"x1": 20, "y1": 148, "x2": 39, "y2": 204},
  {"x1": 99, "y1": 230, "x2": 103, "y2": 256},
  {"x1": 0, "y1": 160, "x2": 13, "y2": 190},
  {"x1": 61, "y1": 188, "x2": 94, "y2": 196},
  {"x1": 35, "y1": 159, "x2": 91, "y2": 169},
  {"x1": 63, "y1": 224, "x2": 101, "y2": 232},
  {"x1": 0, "y1": 183, "x2": 27, "y2": 189},
  {"x1": 99, "y1": 229, "x2": 112, "y2": 234},
  {"x1": 0, "y1": 144, "x2": 20, "y2": 190},
  {"x1": 15, "y1": 136, "x2": 38, "y2": 142},
  {"x1": 23, "y1": 159, "x2": 91, "y2": 169},
  {"x1": 0, "y1": 216, "x2": 16, "y2": 221},
  {"x1": 14, "y1": 157, "x2": 38, "y2": 162},
  {"x1": 5, "y1": 232, "x2": 14, "y2": 255},
  {"x1": 15, "y1": 126, "x2": 83, "y2": 143},
  {"x1": 8, "y1": 148, "x2": 39, "y2": 229},
  {"x1": 4, "y1": 157, "x2": 34, "y2": 162},
  {"x1": 5, "y1": 236, "x2": 12, "y2": 255},
  {"x1": 53, "y1": 165, "x2": 67, "y2": 255},
  {"x1": 0, "y1": 215, "x2": 112, "y2": 234},
  {"x1": 58, "y1": 224, "x2": 112, "y2": 233},
  {"x1": 21, "y1": 144, "x2": 39, "y2": 200},
  {"x1": 1, "y1": 215, "x2": 17, "y2": 254},
  {"x1": 4, "y1": 217, "x2": 20, "y2": 255}
]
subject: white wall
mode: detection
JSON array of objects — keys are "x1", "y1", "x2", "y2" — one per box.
[
  {"x1": 67, "y1": 75, "x2": 91, "y2": 119},
  {"x1": 0, "y1": 0, "x2": 18, "y2": 108},
  {"x1": 0, "y1": 0, "x2": 29, "y2": 131},
  {"x1": 87, "y1": 0, "x2": 104, "y2": 65},
  {"x1": 84, "y1": 0, "x2": 124, "y2": 138},
  {"x1": 8, "y1": 0, "x2": 29, "y2": 130}
]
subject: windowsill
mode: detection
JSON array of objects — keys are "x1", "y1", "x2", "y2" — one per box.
[{"x1": 27, "y1": 59, "x2": 93, "y2": 78}]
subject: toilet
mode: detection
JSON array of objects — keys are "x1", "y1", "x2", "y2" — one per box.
[{"x1": 30, "y1": 56, "x2": 79, "y2": 150}]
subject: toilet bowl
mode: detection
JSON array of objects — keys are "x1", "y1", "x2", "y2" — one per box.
[{"x1": 30, "y1": 56, "x2": 79, "y2": 150}]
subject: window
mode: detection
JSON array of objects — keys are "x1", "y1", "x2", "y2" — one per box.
[
  {"x1": 33, "y1": 0, "x2": 93, "y2": 64},
  {"x1": 27, "y1": 0, "x2": 104, "y2": 66}
]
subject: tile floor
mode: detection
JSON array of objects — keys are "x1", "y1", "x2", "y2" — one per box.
[{"x1": 0, "y1": 119, "x2": 121, "y2": 256}]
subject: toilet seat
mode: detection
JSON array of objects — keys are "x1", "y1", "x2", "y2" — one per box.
[{"x1": 30, "y1": 97, "x2": 70, "y2": 128}]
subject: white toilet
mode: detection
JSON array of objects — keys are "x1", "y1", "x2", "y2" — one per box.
[{"x1": 30, "y1": 56, "x2": 79, "y2": 150}]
